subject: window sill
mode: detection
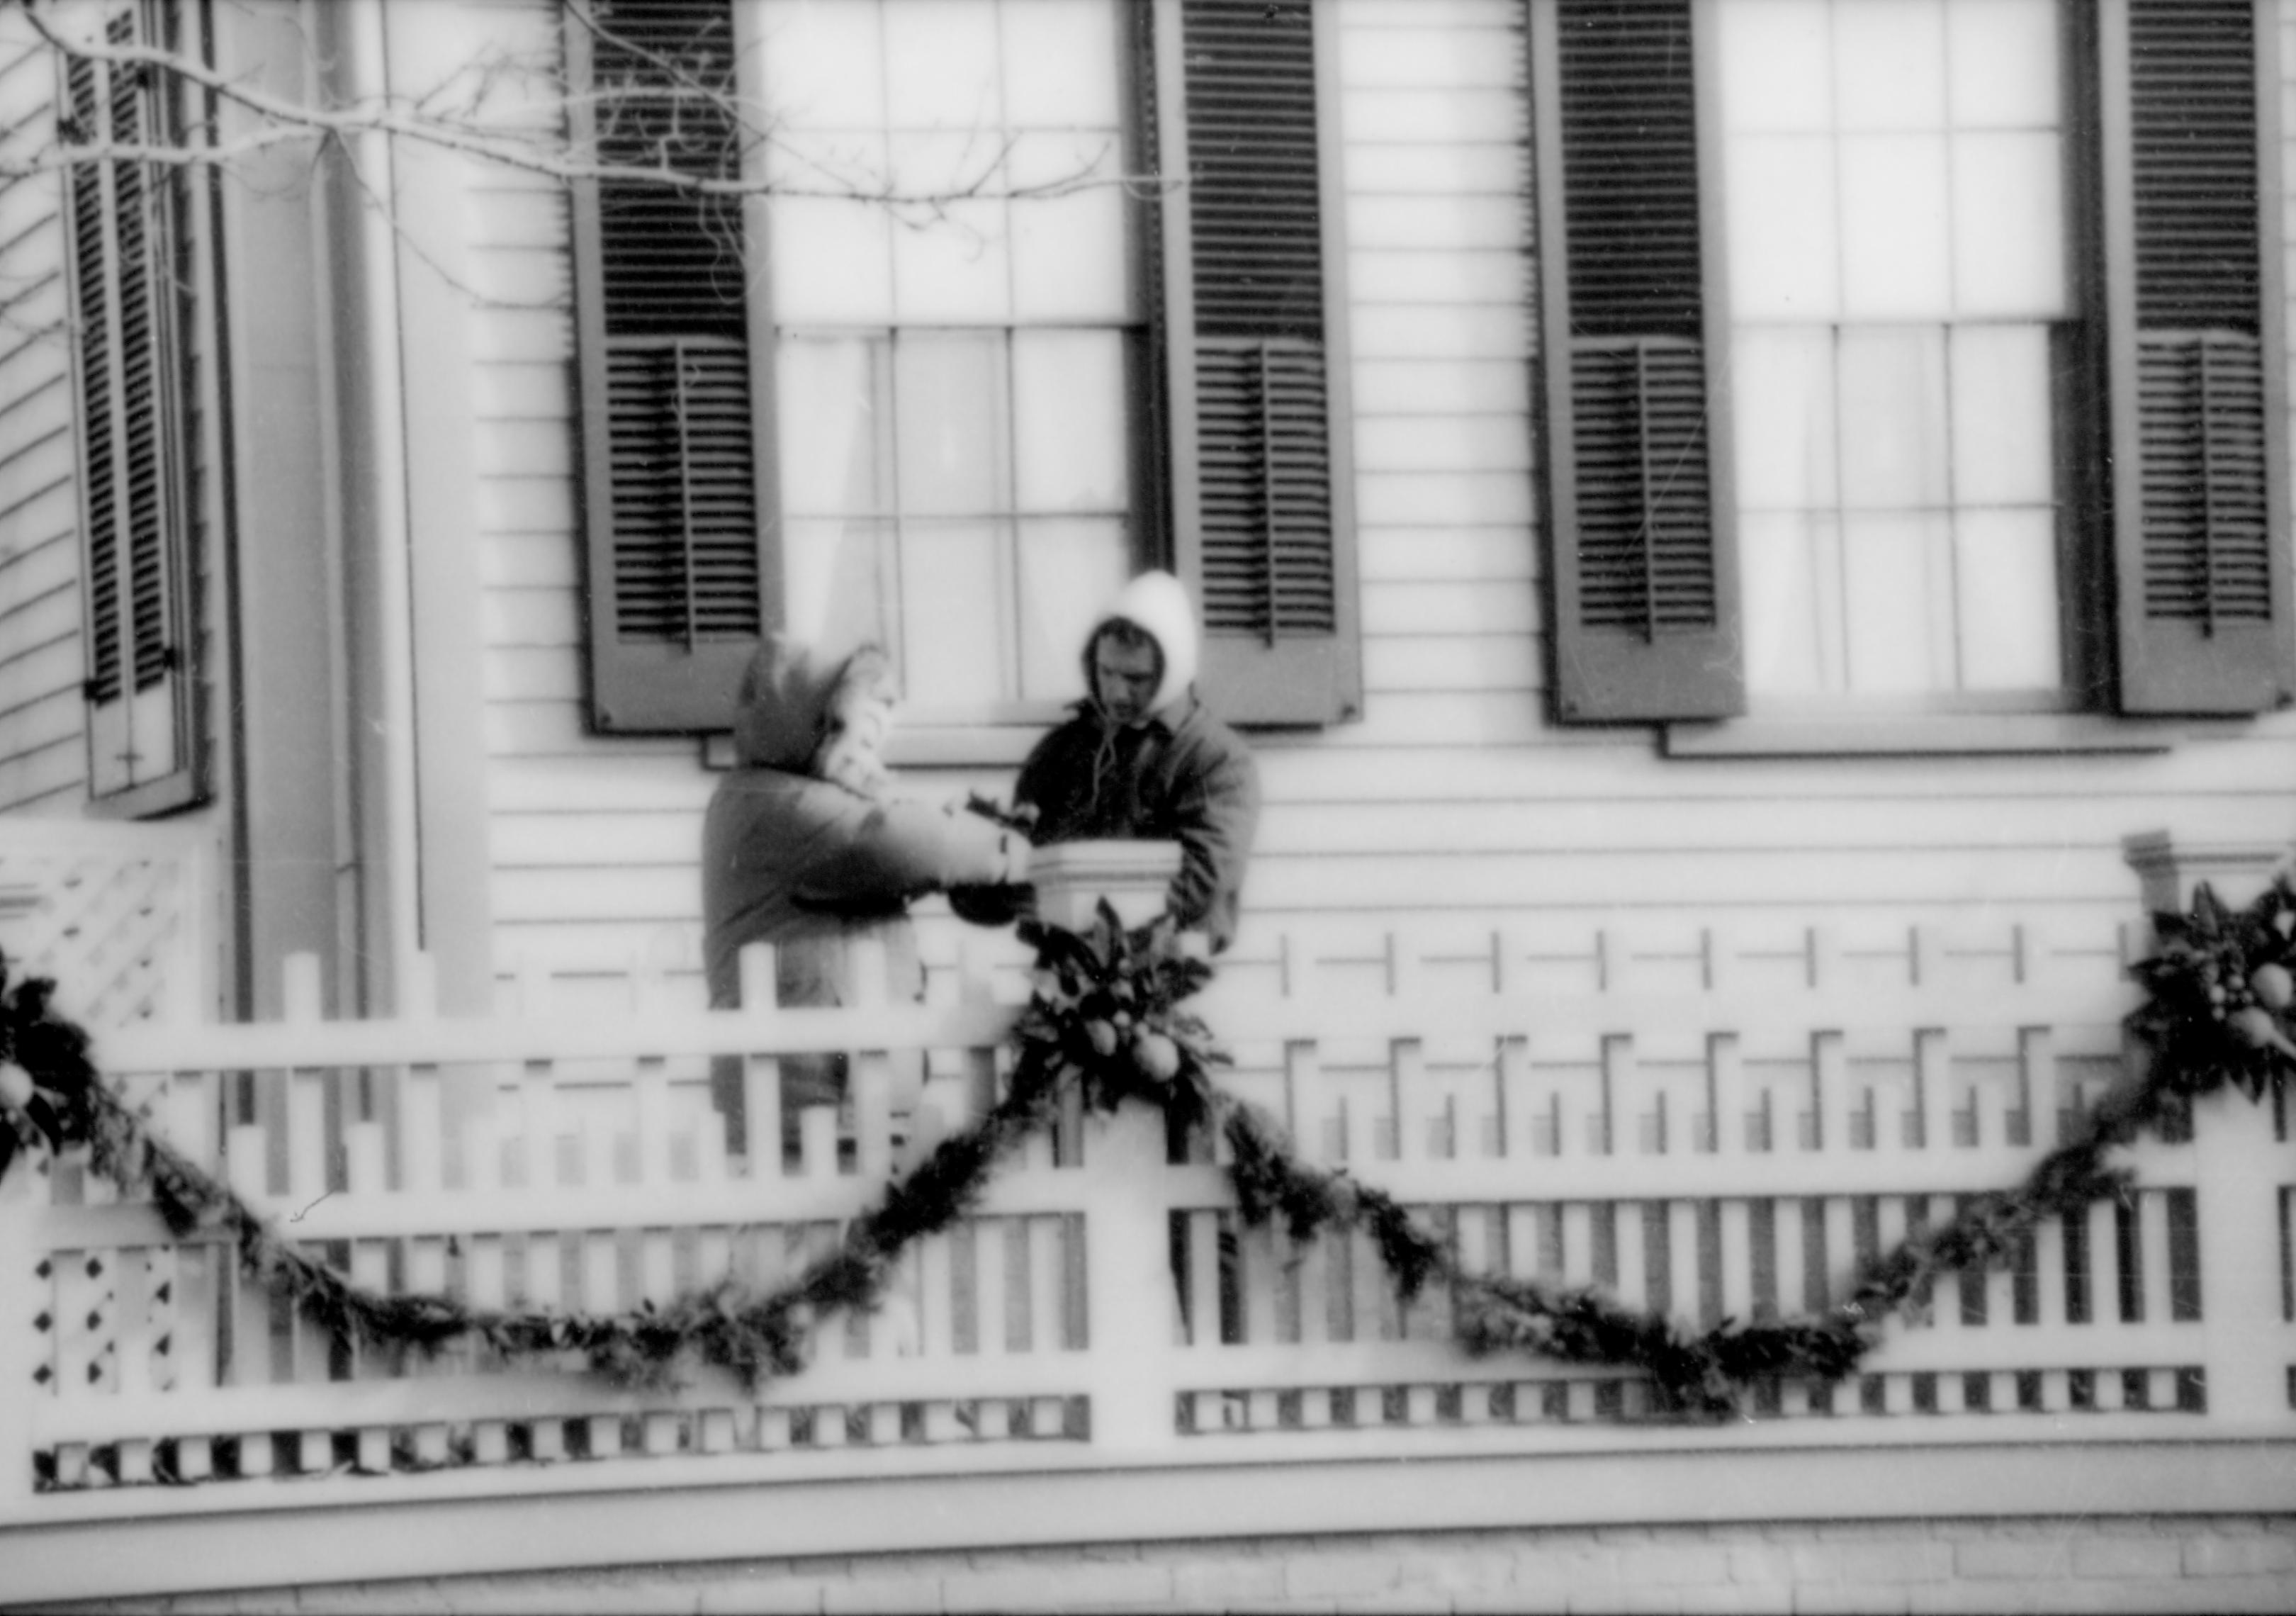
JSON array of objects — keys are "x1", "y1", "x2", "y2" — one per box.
[
  {"x1": 703, "y1": 725, "x2": 1045, "y2": 772},
  {"x1": 85, "y1": 768, "x2": 207, "y2": 820},
  {"x1": 1663, "y1": 712, "x2": 2222, "y2": 759}
]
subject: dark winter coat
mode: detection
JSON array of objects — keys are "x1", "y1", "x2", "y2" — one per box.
[
  {"x1": 1013, "y1": 696, "x2": 1259, "y2": 950},
  {"x1": 702, "y1": 637, "x2": 1025, "y2": 1135},
  {"x1": 1001, "y1": 571, "x2": 1259, "y2": 951}
]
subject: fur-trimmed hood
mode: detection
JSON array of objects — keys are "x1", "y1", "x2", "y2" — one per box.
[
  {"x1": 1083, "y1": 570, "x2": 1200, "y2": 719},
  {"x1": 730, "y1": 635, "x2": 884, "y2": 773}
]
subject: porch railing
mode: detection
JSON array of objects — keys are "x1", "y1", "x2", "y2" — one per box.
[{"x1": 4, "y1": 895, "x2": 2295, "y2": 1602}]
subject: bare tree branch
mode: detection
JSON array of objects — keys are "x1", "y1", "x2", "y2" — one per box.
[{"x1": 6, "y1": 0, "x2": 1156, "y2": 213}]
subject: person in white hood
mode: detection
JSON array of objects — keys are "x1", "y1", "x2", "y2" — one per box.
[{"x1": 982, "y1": 571, "x2": 1260, "y2": 950}]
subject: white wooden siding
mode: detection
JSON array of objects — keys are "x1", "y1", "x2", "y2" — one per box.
[
  {"x1": 460, "y1": 0, "x2": 2296, "y2": 1010},
  {"x1": 0, "y1": 23, "x2": 85, "y2": 812}
]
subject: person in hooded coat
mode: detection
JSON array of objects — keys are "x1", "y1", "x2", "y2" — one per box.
[
  {"x1": 702, "y1": 636, "x2": 1029, "y2": 1160},
  {"x1": 967, "y1": 571, "x2": 1259, "y2": 950}
]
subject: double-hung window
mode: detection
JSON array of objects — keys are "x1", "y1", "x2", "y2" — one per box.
[
  {"x1": 1532, "y1": 0, "x2": 2291, "y2": 727},
  {"x1": 569, "y1": 0, "x2": 1360, "y2": 736},
  {"x1": 62, "y1": 0, "x2": 201, "y2": 809}
]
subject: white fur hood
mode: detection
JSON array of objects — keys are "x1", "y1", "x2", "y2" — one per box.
[{"x1": 1086, "y1": 570, "x2": 1200, "y2": 717}]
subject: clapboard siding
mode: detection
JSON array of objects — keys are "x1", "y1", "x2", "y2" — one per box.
[
  {"x1": 0, "y1": 376, "x2": 69, "y2": 471},
  {"x1": 0, "y1": 13, "x2": 84, "y2": 815},
  {"x1": 1357, "y1": 526, "x2": 1535, "y2": 582},
  {"x1": 1355, "y1": 417, "x2": 1531, "y2": 473},
  {"x1": 451, "y1": 0, "x2": 2296, "y2": 999},
  {"x1": 483, "y1": 842, "x2": 2160, "y2": 926},
  {"x1": 1351, "y1": 358, "x2": 1528, "y2": 415},
  {"x1": 1350, "y1": 247, "x2": 1529, "y2": 304},
  {"x1": 0, "y1": 475, "x2": 74, "y2": 566}
]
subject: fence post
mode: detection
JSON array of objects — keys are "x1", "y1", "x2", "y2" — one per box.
[
  {"x1": 2125, "y1": 832, "x2": 2295, "y2": 1427},
  {"x1": 1080, "y1": 1104, "x2": 1177, "y2": 1452},
  {"x1": 0, "y1": 1141, "x2": 36, "y2": 1509}
]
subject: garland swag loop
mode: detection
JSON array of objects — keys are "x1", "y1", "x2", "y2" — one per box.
[{"x1": 0, "y1": 880, "x2": 2284, "y2": 1419}]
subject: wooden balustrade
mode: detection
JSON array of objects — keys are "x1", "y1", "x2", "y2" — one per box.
[{"x1": 3, "y1": 904, "x2": 2294, "y2": 1598}]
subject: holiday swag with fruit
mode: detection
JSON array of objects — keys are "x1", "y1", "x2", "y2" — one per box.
[{"x1": 0, "y1": 882, "x2": 2290, "y2": 1422}]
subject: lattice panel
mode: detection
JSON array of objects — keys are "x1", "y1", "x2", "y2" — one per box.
[{"x1": 0, "y1": 824, "x2": 215, "y2": 1027}]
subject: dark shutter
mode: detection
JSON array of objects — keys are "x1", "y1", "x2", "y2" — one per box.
[
  {"x1": 1152, "y1": 0, "x2": 1360, "y2": 725},
  {"x1": 570, "y1": 0, "x2": 773, "y2": 732},
  {"x1": 66, "y1": 2, "x2": 191, "y2": 796},
  {"x1": 2105, "y1": 0, "x2": 2292, "y2": 713},
  {"x1": 1531, "y1": 0, "x2": 1740, "y2": 722}
]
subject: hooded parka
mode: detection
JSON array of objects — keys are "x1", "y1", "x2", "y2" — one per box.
[
  {"x1": 702, "y1": 636, "x2": 1026, "y2": 1147},
  {"x1": 1005, "y1": 571, "x2": 1260, "y2": 950}
]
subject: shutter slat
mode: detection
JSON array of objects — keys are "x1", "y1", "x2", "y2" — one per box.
[{"x1": 602, "y1": 340, "x2": 761, "y2": 646}]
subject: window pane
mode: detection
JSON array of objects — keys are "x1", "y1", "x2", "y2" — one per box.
[
  {"x1": 1733, "y1": 327, "x2": 1838, "y2": 510},
  {"x1": 757, "y1": 0, "x2": 886, "y2": 129},
  {"x1": 1840, "y1": 134, "x2": 1950, "y2": 319},
  {"x1": 1951, "y1": 131, "x2": 2066, "y2": 317},
  {"x1": 1719, "y1": 0, "x2": 1832, "y2": 132},
  {"x1": 1010, "y1": 137, "x2": 1131, "y2": 322},
  {"x1": 1834, "y1": 0, "x2": 1945, "y2": 131},
  {"x1": 784, "y1": 517, "x2": 895, "y2": 659},
  {"x1": 770, "y1": 165, "x2": 894, "y2": 324},
  {"x1": 1837, "y1": 327, "x2": 1948, "y2": 510},
  {"x1": 1947, "y1": 0, "x2": 2058, "y2": 127},
  {"x1": 759, "y1": 0, "x2": 1141, "y2": 709},
  {"x1": 899, "y1": 520, "x2": 1008, "y2": 704},
  {"x1": 1003, "y1": 0, "x2": 1123, "y2": 127},
  {"x1": 1013, "y1": 331, "x2": 1126, "y2": 512},
  {"x1": 1018, "y1": 517, "x2": 1129, "y2": 700},
  {"x1": 1954, "y1": 510, "x2": 2059, "y2": 689},
  {"x1": 890, "y1": 133, "x2": 1012, "y2": 322},
  {"x1": 779, "y1": 337, "x2": 883, "y2": 515},
  {"x1": 1741, "y1": 511, "x2": 1837, "y2": 693},
  {"x1": 882, "y1": 0, "x2": 1002, "y2": 130},
  {"x1": 1949, "y1": 325, "x2": 2053, "y2": 505},
  {"x1": 894, "y1": 332, "x2": 1006, "y2": 515},
  {"x1": 1841, "y1": 512, "x2": 1952, "y2": 693},
  {"x1": 1723, "y1": 0, "x2": 2065, "y2": 707},
  {"x1": 1727, "y1": 136, "x2": 1840, "y2": 320}
]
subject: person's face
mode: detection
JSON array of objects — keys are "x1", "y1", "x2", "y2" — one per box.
[
  {"x1": 1092, "y1": 636, "x2": 1161, "y2": 724},
  {"x1": 816, "y1": 673, "x2": 896, "y2": 794}
]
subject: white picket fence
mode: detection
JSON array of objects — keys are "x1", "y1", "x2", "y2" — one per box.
[{"x1": 4, "y1": 907, "x2": 2295, "y2": 1603}]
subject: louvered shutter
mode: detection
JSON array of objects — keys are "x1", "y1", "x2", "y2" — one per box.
[
  {"x1": 570, "y1": 0, "x2": 774, "y2": 732},
  {"x1": 1152, "y1": 0, "x2": 1360, "y2": 726},
  {"x1": 1531, "y1": 0, "x2": 1740, "y2": 722},
  {"x1": 2102, "y1": 0, "x2": 2292, "y2": 714},
  {"x1": 66, "y1": 3, "x2": 191, "y2": 796}
]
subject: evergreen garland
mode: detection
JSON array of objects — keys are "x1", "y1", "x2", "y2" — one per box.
[{"x1": 0, "y1": 880, "x2": 2283, "y2": 1420}]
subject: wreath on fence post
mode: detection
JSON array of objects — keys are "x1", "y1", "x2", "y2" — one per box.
[{"x1": 0, "y1": 880, "x2": 2288, "y2": 1431}]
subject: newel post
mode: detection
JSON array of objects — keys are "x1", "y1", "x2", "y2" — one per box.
[
  {"x1": 1030, "y1": 841, "x2": 1183, "y2": 1452},
  {"x1": 1027, "y1": 840, "x2": 1184, "y2": 934},
  {"x1": 2124, "y1": 831, "x2": 2295, "y2": 1427}
]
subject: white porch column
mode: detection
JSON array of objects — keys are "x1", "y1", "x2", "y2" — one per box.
[{"x1": 2123, "y1": 831, "x2": 2295, "y2": 1428}]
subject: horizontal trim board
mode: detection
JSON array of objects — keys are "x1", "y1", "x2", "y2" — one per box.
[
  {"x1": 5, "y1": 1440, "x2": 2292, "y2": 1605},
  {"x1": 1667, "y1": 715, "x2": 2195, "y2": 758}
]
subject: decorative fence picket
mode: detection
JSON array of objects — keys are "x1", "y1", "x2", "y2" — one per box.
[{"x1": 4, "y1": 905, "x2": 2294, "y2": 1602}]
